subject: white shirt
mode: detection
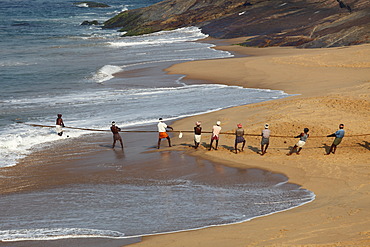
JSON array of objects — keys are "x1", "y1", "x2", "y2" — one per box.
[
  {"x1": 157, "y1": 122, "x2": 167, "y2": 132},
  {"x1": 212, "y1": 125, "x2": 222, "y2": 137}
]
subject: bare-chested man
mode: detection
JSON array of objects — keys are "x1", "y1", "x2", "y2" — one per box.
[
  {"x1": 56, "y1": 114, "x2": 65, "y2": 136},
  {"x1": 111, "y1": 121, "x2": 123, "y2": 149}
]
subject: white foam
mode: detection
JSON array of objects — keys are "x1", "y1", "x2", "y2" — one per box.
[
  {"x1": 107, "y1": 27, "x2": 208, "y2": 48},
  {"x1": 0, "y1": 228, "x2": 125, "y2": 242},
  {"x1": 92, "y1": 65, "x2": 123, "y2": 83},
  {"x1": 0, "y1": 124, "x2": 85, "y2": 168},
  {"x1": 76, "y1": 3, "x2": 89, "y2": 8},
  {"x1": 0, "y1": 61, "x2": 36, "y2": 67}
]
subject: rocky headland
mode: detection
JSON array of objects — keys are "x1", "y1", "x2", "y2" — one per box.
[{"x1": 103, "y1": 0, "x2": 369, "y2": 47}]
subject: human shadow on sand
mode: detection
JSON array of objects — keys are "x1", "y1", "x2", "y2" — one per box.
[
  {"x1": 247, "y1": 145, "x2": 260, "y2": 154},
  {"x1": 321, "y1": 143, "x2": 331, "y2": 154},
  {"x1": 357, "y1": 141, "x2": 369, "y2": 151}
]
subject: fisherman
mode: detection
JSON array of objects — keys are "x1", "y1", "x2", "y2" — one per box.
[
  {"x1": 111, "y1": 121, "x2": 123, "y2": 149},
  {"x1": 194, "y1": 121, "x2": 202, "y2": 149},
  {"x1": 287, "y1": 128, "x2": 309, "y2": 155},
  {"x1": 56, "y1": 114, "x2": 65, "y2": 136},
  {"x1": 157, "y1": 118, "x2": 173, "y2": 149},
  {"x1": 326, "y1": 124, "x2": 345, "y2": 155},
  {"x1": 261, "y1": 123, "x2": 270, "y2": 155},
  {"x1": 209, "y1": 121, "x2": 221, "y2": 150},
  {"x1": 234, "y1": 123, "x2": 246, "y2": 154}
]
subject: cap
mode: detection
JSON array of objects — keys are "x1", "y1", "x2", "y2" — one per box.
[
  {"x1": 196, "y1": 121, "x2": 201, "y2": 126},
  {"x1": 237, "y1": 123, "x2": 242, "y2": 128},
  {"x1": 265, "y1": 123, "x2": 269, "y2": 129},
  {"x1": 159, "y1": 118, "x2": 163, "y2": 121},
  {"x1": 112, "y1": 121, "x2": 115, "y2": 125},
  {"x1": 216, "y1": 121, "x2": 221, "y2": 126}
]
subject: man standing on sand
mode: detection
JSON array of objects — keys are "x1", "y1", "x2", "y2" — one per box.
[
  {"x1": 287, "y1": 128, "x2": 309, "y2": 155},
  {"x1": 111, "y1": 121, "x2": 123, "y2": 149},
  {"x1": 209, "y1": 121, "x2": 221, "y2": 150},
  {"x1": 56, "y1": 114, "x2": 65, "y2": 136},
  {"x1": 157, "y1": 118, "x2": 173, "y2": 149},
  {"x1": 235, "y1": 123, "x2": 246, "y2": 154},
  {"x1": 194, "y1": 121, "x2": 202, "y2": 149},
  {"x1": 326, "y1": 124, "x2": 345, "y2": 155},
  {"x1": 261, "y1": 123, "x2": 270, "y2": 156}
]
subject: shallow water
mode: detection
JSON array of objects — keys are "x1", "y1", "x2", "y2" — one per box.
[
  {"x1": 0, "y1": 0, "x2": 290, "y2": 167},
  {"x1": 0, "y1": 150, "x2": 314, "y2": 241},
  {"x1": 0, "y1": 0, "x2": 314, "y2": 243}
]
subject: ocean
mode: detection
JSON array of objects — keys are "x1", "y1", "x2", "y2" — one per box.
[{"x1": 0, "y1": 0, "x2": 314, "y2": 243}]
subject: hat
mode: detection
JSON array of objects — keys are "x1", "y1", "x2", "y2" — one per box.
[
  {"x1": 196, "y1": 121, "x2": 201, "y2": 126},
  {"x1": 159, "y1": 118, "x2": 163, "y2": 122},
  {"x1": 216, "y1": 121, "x2": 221, "y2": 126},
  {"x1": 265, "y1": 123, "x2": 269, "y2": 129},
  {"x1": 112, "y1": 121, "x2": 115, "y2": 125},
  {"x1": 237, "y1": 123, "x2": 242, "y2": 128}
]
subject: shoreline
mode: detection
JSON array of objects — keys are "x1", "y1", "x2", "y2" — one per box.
[
  {"x1": 0, "y1": 122, "x2": 313, "y2": 246},
  {"x1": 128, "y1": 42, "x2": 370, "y2": 246},
  {"x1": 1, "y1": 38, "x2": 368, "y2": 246}
]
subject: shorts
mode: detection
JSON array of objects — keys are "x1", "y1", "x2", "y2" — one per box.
[
  {"x1": 333, "y1": 137, "x2": 343, "y2": 146},
  {"x1": 211, "y1": 135, "x2": 219, "y2": 141},
  {"x1": 159, "y1": 132, "x2": 169, "y2": 139},
  {"x1": 194, "y1": 134, "x2": 201, "y2": 143},
  {"x1": 261, "y1": 137, "x2": 269, "y2": 145},
  {"x1": 296, "y1": 140, "x2": 306, "y2": 148},
  {"x1": 113, "y1": 133, "x2": 122, "y2": 141},
  {"x1": 235, "y1": 136, "x2": 245, "y2": 144},
  {"x1": 56, "y1": 125, "x2": 63, "y2": 133}
]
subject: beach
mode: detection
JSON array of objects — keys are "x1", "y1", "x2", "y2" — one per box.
[
  {"x1": 1, "y1": 34, "x2": 369, "y2": 246},
  {"x1": 127, "y1": 40, "x2": 370, "y2": 246}
]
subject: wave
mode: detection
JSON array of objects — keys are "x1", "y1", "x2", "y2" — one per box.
[
  {"x1": 0, "y1": 84, "x2": 290, "y2": 167},
  {"x1": 107, "y1": 27, "x2": 208, "y2": 48},
  {"x1": 0, "y1": 228, "x2": 125, "y2": 242},
  {"x1": 91, "y1": 64, "x2": 123, "y2": 83},
  {"x1": 0, "y1": 61, "x2": 36, "y2": 67},
  {"x1": 75, "y1": 3, "x2": 89, "y2": 8}
]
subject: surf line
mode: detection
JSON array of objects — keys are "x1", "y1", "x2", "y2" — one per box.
[{"x1": 21, "y1": 123, "x2": 370, "y2": 138}]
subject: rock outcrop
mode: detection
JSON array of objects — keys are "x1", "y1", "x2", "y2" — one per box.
[
  {"x1": 74, "y1": 1, "x2": 110, "y2": 8},
  {"x1": 81, "y1": 20, "x2": 100, "y2": 25},
  {"x1": 103, "y1": 0, "x2": 369, "y2": 48}
]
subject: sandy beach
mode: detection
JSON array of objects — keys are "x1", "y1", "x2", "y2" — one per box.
[
  {"x1": 1, "y1": 39, "x2": 368, "y2": 247},
  {"x1": 127, "y1": 40, "x2": 370, "y2": 246}
]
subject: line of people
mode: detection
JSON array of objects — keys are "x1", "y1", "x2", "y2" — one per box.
[
  {"x1": 154, "y1": 118, "x2": 345, "y2": 155},
  {"x1": 55, "y1": 114, "x2": 346, "y2": 155}
]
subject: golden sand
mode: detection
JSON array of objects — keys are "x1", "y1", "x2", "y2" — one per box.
[{"x1": 129, "y1": 41, "x2": 370, "y2": 246}]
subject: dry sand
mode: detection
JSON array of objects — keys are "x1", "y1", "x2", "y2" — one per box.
[{"x1": 129, "y1": 40, "x2": 370, "y2": 246}]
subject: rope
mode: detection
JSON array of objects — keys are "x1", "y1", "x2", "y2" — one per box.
[{"x1": 22, "y1": 123, "x2": 370, "y2": 138}]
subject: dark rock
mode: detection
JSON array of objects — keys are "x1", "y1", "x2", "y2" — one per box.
[
  {"x1": 74, "y1": 1, "x2": 110, "y2": 8},
  {"x1": 81, "y1": 20, "x2": 100, "y2": 25},
  {"x1": 103, "y1": 0, "x2": 370, "y2": 48}
]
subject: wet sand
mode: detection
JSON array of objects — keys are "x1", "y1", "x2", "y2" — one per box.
[
  {"x1": 1, "y1": 40, "x2": 369, "y2": 247},
  {"x1": 128, "y1": 41, "x2": 370, "y2": 246},
  {"x1": 0, "y1": 123, "x2": 310, "y2": 246}
]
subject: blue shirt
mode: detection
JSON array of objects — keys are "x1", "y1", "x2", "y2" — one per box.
[{"x1": 335, "y1": 129, "x2": 345, "y2": 138}]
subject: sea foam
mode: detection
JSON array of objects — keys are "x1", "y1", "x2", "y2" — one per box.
[
  {"x1": 0, "y1": 228, "x2": 125, "y2": 242},
  {"x1": 92, "y1": 65, "x2": 123, "y2": 83}
]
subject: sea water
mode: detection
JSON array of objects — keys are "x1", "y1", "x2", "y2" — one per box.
[
  {"x1": 0, "y1": 0, "x2": 290, "y2": 167},
  {"x1": 0, "y1": 0, "x2": 313, "y2": 243},
  {"x1": 0, "y1": 152, "x2": 315, "y2": 242}
]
